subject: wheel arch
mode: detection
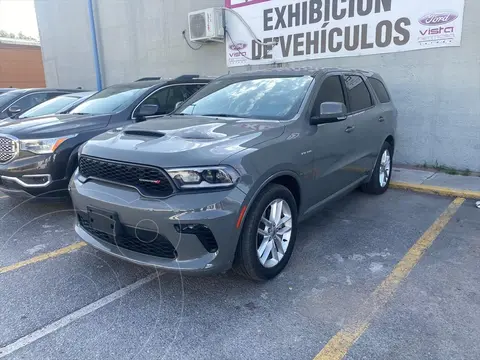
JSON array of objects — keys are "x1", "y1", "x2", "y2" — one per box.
[
  {"x1": 385, "y1": 135, "x2": 395, "y2": 155},
  {"x1": 237, "y1": 170, "x2": 302, "y2": 231}
]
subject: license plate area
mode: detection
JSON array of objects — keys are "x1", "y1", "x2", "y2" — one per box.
[{"x1": 87, "y1": 206, "x2": 122, "y2": 236}]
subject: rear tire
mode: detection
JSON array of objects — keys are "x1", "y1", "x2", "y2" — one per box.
[
  {"x1": 361, "y1": 142, "x2": 393, "y2": 195},
  {"x1": 233, "y1": 184, "x2": 298, "y2": 281}
]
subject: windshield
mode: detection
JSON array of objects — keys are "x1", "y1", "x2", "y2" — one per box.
[
  {"x1": 19, "y1": 95, "x2": 78, "y2": 118},
  {"x1": 70, "y1": 84, "x2": 153, "y2": 115},
  {"x1": 176, "y1": 76, "x2": 313, "y2": 120}
]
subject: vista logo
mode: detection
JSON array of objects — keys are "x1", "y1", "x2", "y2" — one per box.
[{"x1": 419, "y1": 12, "x2": 458, "y2": 26}]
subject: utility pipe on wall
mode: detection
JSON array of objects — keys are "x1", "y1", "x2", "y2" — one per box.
[{"x1": 87, "y1": 0, "x2": 103, "y2": 91}]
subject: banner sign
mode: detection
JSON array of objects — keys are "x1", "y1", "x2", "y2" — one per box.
[{"x1": 225, "y1": 0, "x2": 466, "y2": 67}]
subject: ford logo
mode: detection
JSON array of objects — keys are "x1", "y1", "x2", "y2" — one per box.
[
  {"x1": 419, "y1": 12, "x2": 458, "y2": 26},
  {"x1": 229, "y1": 42, "x2": 247, "y2": 51}
]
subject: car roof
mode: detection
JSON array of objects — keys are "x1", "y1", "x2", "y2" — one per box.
[
  {"x1": 106, "y1": 77, "x2": 213, "y2": 91},
  {"x1": 5, "y1": 88, "x2": 85, "y2": 96},
  {"x1": 62, "y1": 91, "x2": 96, "y2": 98},
  {"x1": 220, "y1": 67, "x2": 383, "y2": 80}
]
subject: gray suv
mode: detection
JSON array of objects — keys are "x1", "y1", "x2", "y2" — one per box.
[{"x1": 70, "y1": 68, "x2": 397, "y2": 281}]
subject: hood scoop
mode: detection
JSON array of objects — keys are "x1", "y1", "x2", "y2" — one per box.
[{"x1": 123, "y1": 130, "x2": 166, "y2": 138}]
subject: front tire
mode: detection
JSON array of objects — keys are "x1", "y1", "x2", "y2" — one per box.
[
  {"x1": 361, "y1": 141, "x2": 393, "y2": 195},
  {"x1": 233, "y1": 184, "x2": 298, "y2": 281}
]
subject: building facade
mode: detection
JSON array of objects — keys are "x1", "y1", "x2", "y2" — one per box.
[
  {"x1": 0, "y1": 38, "x2": 46, "y2": 88},
  {"x1": 34, "y1": 0, "x2": 479, "y2": 171}
]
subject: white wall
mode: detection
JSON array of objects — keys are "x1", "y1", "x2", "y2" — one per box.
[{"x1": 35, "y1": 0, "x2": 480, "y2": 171}]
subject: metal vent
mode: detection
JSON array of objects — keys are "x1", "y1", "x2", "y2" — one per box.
[
  {"x1": 0, "y1": 136, "x2": 17, "y2": 163},
  {"x1": 189, "y1": 13, "x2": 207, "y2": 39}
]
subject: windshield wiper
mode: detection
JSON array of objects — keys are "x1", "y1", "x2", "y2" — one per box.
[
  {"x1": 199, "y1": 113, "x2": 243, "y2": 118},
  {"x1": 71, "y1": 112, "x2": 92, "y2": 115}
]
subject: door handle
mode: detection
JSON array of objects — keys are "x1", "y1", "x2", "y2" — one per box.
[
  {"x1": 378, "y1": 116, "x2": 385, "y2": 122},
  {"x1": 345, "y1": 126, "x2": 355, "y2": 133}
]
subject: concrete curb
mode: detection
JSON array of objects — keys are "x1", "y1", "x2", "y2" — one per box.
[{"x1": 390, "y1": 181, "x2": 480, "y2": 200}]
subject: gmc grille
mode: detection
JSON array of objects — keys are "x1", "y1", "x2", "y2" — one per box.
[
  {"x1": 0, "y1": 136, "x2": 16, "y2": 163},
  {"x1": 78, "y1": 156, "x2": 174, "y2": 197}
]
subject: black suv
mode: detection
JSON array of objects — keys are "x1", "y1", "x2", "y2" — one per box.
[
  {"x1": 0, "y1": 88, "x2": 83, "y2": 120},
  {"x1": 0, "y1": 75, "x2": 212, "y2": 198}
]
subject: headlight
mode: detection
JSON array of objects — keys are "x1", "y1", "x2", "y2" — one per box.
[
  {"x1": 20, "y1": 135, "x2": 76, "y2": 154},
  {"x1": 166, "y1": 166, "x2": 240, "y2": 190}
]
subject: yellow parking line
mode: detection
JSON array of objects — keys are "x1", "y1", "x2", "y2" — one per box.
[
  {"x1": 0, "y1": 242, "x2": 87, "y2": 275},
  {"x1": 313, "y1": 197, "x2": 465, "y2": 360},
  {"x1": 390, "y1": 181, "x2": 480, "y2": 200}
]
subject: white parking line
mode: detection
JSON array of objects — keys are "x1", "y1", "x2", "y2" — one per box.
[{"x1": 0, "y1": 272, "x2": 162, "y2": 358}]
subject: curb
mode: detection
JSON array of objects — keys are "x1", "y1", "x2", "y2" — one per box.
[{"x1": 390, "y1": 181, "x2": 480, "y2": 200}]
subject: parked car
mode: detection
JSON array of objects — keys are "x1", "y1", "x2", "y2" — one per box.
[
  {"x1": 0, "y1": 88, "x2": 83, "y2": 120},
  {"x1": 0, "y1": 88, "x2": 16, "y2": 95},
  {"x1": 69, "y1": 68, "x2": 397, "y2": 281},
  {"x1": 0, "y1": 75, "x2": 212, "y2": 198},
  {"x1": 16, "y1": 91, "x2": 96, "y2": 119}
]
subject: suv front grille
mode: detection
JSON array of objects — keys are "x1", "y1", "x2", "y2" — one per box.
[
  {"x1": 0, "y1": 136, "x2": 16, "y2": 163},
  {"x1": 77, "y1": 213, "x2": 177, "y2": 259},
  {"x1": 78, "y1": 156, "x2": 174, "y2": 197}
]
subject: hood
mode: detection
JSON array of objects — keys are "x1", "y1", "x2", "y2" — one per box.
[
  {"x1": 81, "y1": 115, "x2": 285, "y2": 167},
  {"x1": 0, "y1": 113, "x2": 112, "y2": 138}
]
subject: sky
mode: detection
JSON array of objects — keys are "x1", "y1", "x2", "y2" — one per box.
[{"x1": 0, "y1": 0, "x2": 39, "y2": 39}]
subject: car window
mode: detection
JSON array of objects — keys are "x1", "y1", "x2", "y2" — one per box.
[
  {"x1": 368, "y1": 78, "x2": 391, "y2": 104},
  {"x1": 139, "y1": 85, "x2": 197, "y2": 116},
  {"x1": 19, "y1": 95, "x2": 78, "y2": 118},
  {"x1": 11, "y1": 93, "x2": 50, "y2": 112},
  {"x1": 185, "y1": 84, "x2": 205, "y2": 97},
  {"x1": 70, "y1": 84, "x2": 152, "y2": 115},
  {"x1": 0, "y1": 91, "x2": 21, "y2": 111},
  {"x1": 344, "y1": 75, "x2": 373, "y2": 112},
  {"x1": 312, "y1": 76, "x2": 346, "y2": 117},
  {"x1": 176, "y1": 76, "x2": 313, "y2": 121}
]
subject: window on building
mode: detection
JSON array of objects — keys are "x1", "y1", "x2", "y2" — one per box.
[
  {"x1": 368, "y1": 78, "x2": 391, "y2": 103},
  {"x1": 344, "y1": 75, "x2": 373, "y2": 112}
]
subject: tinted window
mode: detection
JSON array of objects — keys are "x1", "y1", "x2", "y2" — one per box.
[
  {"x1": 139, "y1": 85, "x2": 195, "y2": 116},
  {"x1": 344, "y1": 75, "x2": 373, "y2": 112},
  {"x1": 71, "y1": 83, "x2": 154, "y2": 115},
  {"x1": 185, "y1": 84, "x2": 205, "y2": 97},
  {"x1": 176, "y1": 77, "x2": 313, "y2": 120},
  {"x1": 19, "y1": 95, "x2": 79, "y2": 118},
  {"x1": 0, "y1": 91, "x2": 22, "y2": 111},
  {"x1": 368, "y1": 78, "x2": 390, "y2": 103},
  {"x1": 313, "y1": 76, "x2": 346, "y2": 117},
  {"x1": 12, "y1": 93, "x2": 50, "y2": 111}
]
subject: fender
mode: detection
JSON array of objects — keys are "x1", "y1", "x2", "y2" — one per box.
[
  {"x1": 236, "y1": 169, "x2": 303, "y2": 231},
  {"x1": 366, "y1": 135, "x2": 395, "y2": 182},
  {"x1": 65, "y1": 144, "x2": 82, "y2": 181}
]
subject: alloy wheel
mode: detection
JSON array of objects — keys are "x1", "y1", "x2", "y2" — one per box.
[
  {"x1": 256, "y1": 199, "x2": 293, "y2": 268},
  {"x1": 379, "y1": 149, "x2": 391, "y2": 188}
]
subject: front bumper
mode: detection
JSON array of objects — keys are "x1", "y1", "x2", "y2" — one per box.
[
  {"x1": 70, "y1": 171, "x2": 247, "y2": 274},
  {"x1": 0, "y1": 153, "x2": 69, "y2": 198}
]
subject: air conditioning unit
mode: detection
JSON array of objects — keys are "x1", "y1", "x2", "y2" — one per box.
[{"x1": 188, "y1": 8, "x2": 225, "y2": 43}]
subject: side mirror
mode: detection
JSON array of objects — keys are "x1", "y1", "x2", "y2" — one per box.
[
  {"x1": 8, "y1": 105, "x2": 22, "y2": 116},
  {"x1": 135, "y1": 104, "x2": 158, "y2": 119},
  {"x1": 310, "y1": 102, "x2": 347, "y2": 125},
  {"x1": 175, "y1": 101, "x2": 183, "y2": 110}
]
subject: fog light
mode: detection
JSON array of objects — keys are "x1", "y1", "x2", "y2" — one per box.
[{"x1": 174, "y1": 224, "x2": 218, "y2": 252}]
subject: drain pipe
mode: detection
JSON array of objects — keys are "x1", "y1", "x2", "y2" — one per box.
[{"x1": 87, "y1": 0, "x2": 103, "y2": 91}]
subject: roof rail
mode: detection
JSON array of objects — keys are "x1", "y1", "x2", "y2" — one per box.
[
  {"x1": 174, "y1": 75, "x2": 201, "y2": 81},
  {"x1": 135, "y1": 77, "x2": 162, "y2": 82}
]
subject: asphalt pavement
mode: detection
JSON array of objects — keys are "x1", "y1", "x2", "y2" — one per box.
[{"x1": 0, "y1": 188, "x2": 479, "y2": 359}]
